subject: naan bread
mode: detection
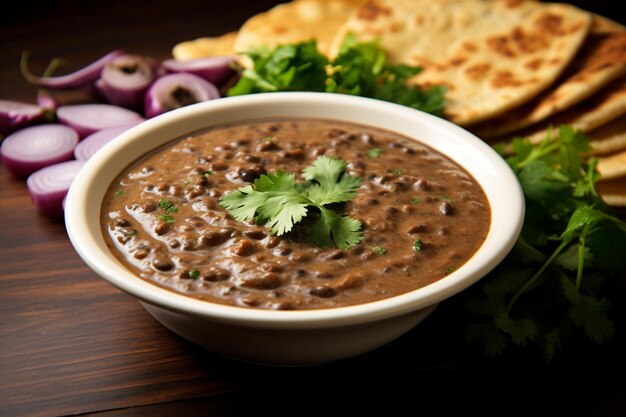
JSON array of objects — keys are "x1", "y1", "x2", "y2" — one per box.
[
  {"x1": 589, "y1": 117, "x2": 626, "y2": 155},
  {"x1": 233, "y1": 0, "x2": 366, "y2": 58},
  {"x1": 330, "y1": 0, "x2": 592, "y2": 126},
  {"x1": 521, "y1": 76, "x2": 626, "y2": 144},
  {"x1": 472, "y1": 19, "x2": 626, "y2": 139},
  {"x1": 598, "y1": 150, "x2": 626, "y2": 180},
  {"x1": 597, "y1": 177, "x2": 626, "y2": 207},
  {"x1": 172, "y1": 32, "x2": 237, "y2": 60}
]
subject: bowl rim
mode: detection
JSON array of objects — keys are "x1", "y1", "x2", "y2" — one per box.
[{"x1": 65, "y1": 92, "x2": 524, "y2": 330}]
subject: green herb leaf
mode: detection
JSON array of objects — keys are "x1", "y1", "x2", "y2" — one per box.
[
  {"x1": 157, "y1": 214, "x2": 176, "y2": 224},
  {"x1": 219, "y1": 156, "x2": 363, "y2": 249},
  {"x1": 464, "y1": 126, "x2": 626, "y2": 360},
  {"x1": 228, "y1": 41, "x2": 328, "y2": 95},
  {"x1": 307, "y1": 207, "x2": 363, "y2": 250},
  {"x1": 372, "y1": 246, "x2": 387, "y2": 255},
  {"x1": 228, "y1": 35, "x2": 446, "y2": 117},
  {"x1": 494, "y1": 313, "x2": 537, "y2": 346},
  {"x1": 303, "y1": 156, "x2": 362, "y2": 205},
  {"x1": 412, "y1": 239, "x2": 423, "y2": 252},
  {"x1": 367, "y1": 148, "x2": 382, "y2": 159}
]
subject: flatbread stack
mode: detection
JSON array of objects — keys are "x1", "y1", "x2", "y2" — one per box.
[{"x1": 172, "y1": 0, "x2": 626, "y2": 206}]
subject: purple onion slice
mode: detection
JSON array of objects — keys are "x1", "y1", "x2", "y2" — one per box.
[
  {"x1": 37, "y1": 83, "x2": 98, "y2": 111},
  {"x1": 27, "y1": 160, "x2": 85, "y2": 218},
  {"x1": 161, "y1": 56, "x2": 235, "y2": 86},
  {"x1": 144, "y1": 73, "x2": 219, "y2": 118},
  {"x1": 74, "y1": 121, "x2": 141, "y2": 161},
  {"x1": 96, "y1": 54, "x2": 158, "y2": 110},
  {"x1": 0, "y1": 100, "x2": 46, "y2": 136},
  {"x1": 1, "y1": 124, "x2": 79, "y2": 178},
  {"x1": 56, "y1": 104, "x2": 144, "y2": 138},
  {"x1": 21, "y1": 50, "x2": 124, "y2": 89}
]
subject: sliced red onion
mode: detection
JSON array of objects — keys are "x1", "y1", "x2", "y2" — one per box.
[
  {"x1": 37, "y1": 83, "x2": 98, "y2": 111},
  {"x1": 96, "y1": 54, "x2": 158, "y2": 110},
  {"x1": 56, "y1": 104, "x2": 144, "y2": 138},
  {"x1": 144, "y1": 73, "x2": 219, "y2": 118},
  {"x1": 74, "y1": 121, "x2": 141, "y2": 161},
  {"x1": 27, "y1": 160, "x2": 85, "y2": 218},
  {"x1": 161, "y1": 56, "x2": 235, "y2": 86},
  {"x1": 0, "y1": 100, "x2": 45, "y2": 136},
  {"x1": 21, "y1": 50, "x2": 124, "y2": 89},
  {"x1": 1, "y1": 124, "x2": 79, "y2": 178}
]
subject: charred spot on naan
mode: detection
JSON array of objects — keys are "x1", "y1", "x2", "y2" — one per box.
[{"x1": 357, "y1": 1, "x2": 392, "y2": 21}]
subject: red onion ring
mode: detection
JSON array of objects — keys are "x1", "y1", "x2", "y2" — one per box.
[
  {"x1": 27, "y1": 160, "x2": 85, "y2": 218},
  {"x1": 74, "y1": 121, "x2": 141, "y2": 161},
  {"x1": 56, "y1": 104, "x2": 144, "y2": 138},
  {"x1": 0, "y1": 100, "x2": 45, "y2": 136},
  {"x1": 36, "y1": 84, "x2": 99, "y2": 111},
  {"x1": 1, "y1": 124, "x2": 79, "y2": 178},
  {"x1": 96, "y1": 54, "x2": 158, "y2": 110},
  {"x1": 21, "y1": 50, "x2": 125, "y2": 89},
  {"x1": 144, "y1": 73, "x2": 220, "y2": 118},
  {"x1": 161, "y1": 56, "x2": 235, "y2": 86}
]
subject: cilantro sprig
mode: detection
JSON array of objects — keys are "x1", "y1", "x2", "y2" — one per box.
[
  {"x1": 219, "y1": 156, "x2": 363, "y2": 250},
  {"x1": 464, "y1": 126, "x2": 626, "y2": 360},
  {"x1": 228, "y1": 34, "x2": 446, "y2": 116}
]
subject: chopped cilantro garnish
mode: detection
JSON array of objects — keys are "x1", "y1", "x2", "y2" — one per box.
[
  {"x1": 219, "y1": 155, "x2": 363, "y2": 250},
  {"x1": 114, "y1": 190, "x2": 125, "y2": 197},
  {"x1": 438, "y1": 195, "x2": 452, "y2": 202},
  {"x1": 228, "y1": 34, "x2": 446, "y2": 117},
  {"x1": 446, "y1": 266, "x2": 456, "y2": 274},
  {"x1": 157, "y1": 214, "x2": 176, "y2": 224},
  {"x1": 410, "y1": 197, "x2": 421, "y2": 205},
  {"x1": 228, "y1": 41, "x2": 328, "y2": 95},
  {"x1": 464, "y1": 126, "x2": 626, "y2": 360},
  {"x1": 158, "y1": 199, "x2": 178, "y2": 213},
  {"x1": 372, "y1": 246, "x2": 387, "y2": 255},
  {"x1": 367, "y1": 148, "x2": 382, "y2": 159},
  {"x1": 388, "y1": 168, "x2": 402, "y2": 176},
  {"x1": 158, "y1": 199, "x2": 172, "y2": 209},
  {"x1": 262, "y1": 136, "x2": 274, "y2": 142},
  {"x1": 189, "y1": 269, "x2": 200, "y2": 279},
  {"x1": 413, "y1": 239, "x2": 423, "y2": 252},
  {"x1": 157, "y1": 199, "x2": 178, "y2": 219},
  {"x1": 199, "y1": 170, "x2": 214, "y2": 177}
]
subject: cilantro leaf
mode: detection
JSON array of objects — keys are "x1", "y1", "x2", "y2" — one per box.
[
  {"x1": 306, "y1": 207, "x2": 363, "y2": 250},
  {"x1": 257, "y1": 193, "x2": 310, "y2": 236},
  {"x1": 561, "y1": 276, "x2": 614, "y2": 344},
  {"x1": 228, "y1": 41, "x2": 328, "y2": 95},
  {"x1": 219, "y1": 156, "x2": 363, "y2": 249},
  {"x1": 303, "y1": 156, "x2": 362, "y2": 205},
  {"x1": 494, "y1": 313, "x2": 537, "y2": 346},
  {"x1": 228, "y1": 35, "x2": 446, "y2": 117},
  {"x1": 219, "y1": 185, "x2": 269, "y2": 223},
  {"x1": 463, "y1": 126, "x2": 625, "y2": 360}
]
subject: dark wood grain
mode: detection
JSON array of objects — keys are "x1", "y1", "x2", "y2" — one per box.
[{"x1": 1, "y1": 2, "x2": 625, "y2": 416}]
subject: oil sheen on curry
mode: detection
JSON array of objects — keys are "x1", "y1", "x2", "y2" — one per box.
[{"x1": 101, "y1": 119, "x2": 491, "y2": 310}]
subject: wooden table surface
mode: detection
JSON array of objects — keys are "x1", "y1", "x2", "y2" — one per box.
[{"x1": 1, "y1": 1, "x2": 625, "y2": 416}]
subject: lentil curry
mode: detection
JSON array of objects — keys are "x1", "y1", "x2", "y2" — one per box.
[{"x1": 101, "y1": 119, "x2": 490, "y2": 310}]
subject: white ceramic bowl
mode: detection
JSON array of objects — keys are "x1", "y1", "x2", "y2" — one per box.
[{"x1": 65, "y1": 92, "x2": 524, "y2": 365}]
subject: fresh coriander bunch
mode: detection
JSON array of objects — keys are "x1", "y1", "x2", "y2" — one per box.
[
  {"x1": 465, "y1": 126, "x2": 626, "y2": 360},
  {"x1": 228, "y1": 34, "x2": 446, "y2": 117},
  {"x1": 219, "y1": 155, "x2": 363, "y2": 250}
]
